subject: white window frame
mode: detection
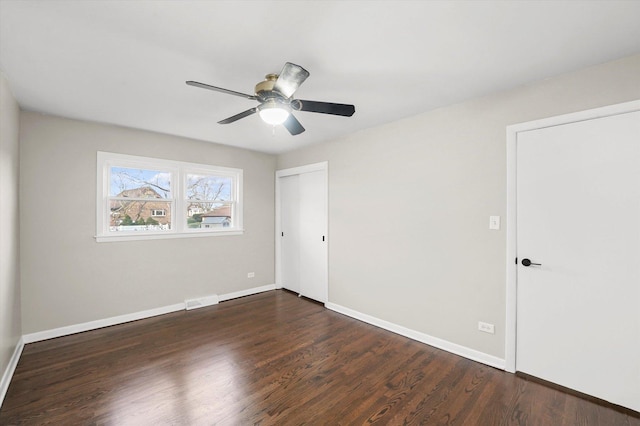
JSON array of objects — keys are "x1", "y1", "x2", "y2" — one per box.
[{"x1": 96, "y1": 152, "x2": 243, "y2": 242}]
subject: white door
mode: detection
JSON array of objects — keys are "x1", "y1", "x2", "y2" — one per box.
[
  {"x1": 277, "y1": 164, "x2": 328, "y2": 303},
  {"x1": 516, "y1": 110, "x2": 640, "y2": 411},
  {"x1": 298, "y1": 171, "x2": 328, "y2": 303},
  {"x1": 280, "y1": 175, "x2": 300, "y2": 294}
]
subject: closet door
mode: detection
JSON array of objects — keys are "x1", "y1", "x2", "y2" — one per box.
[
  {"x1": 298, "y1": 171, "x2": 327, "y2": 303},
  {"x1": 277, "y1": 164, "x2": 328, "y2": 304},
  {"x1": 279, "y1": 175, "x2": 300, "y2": 294}
]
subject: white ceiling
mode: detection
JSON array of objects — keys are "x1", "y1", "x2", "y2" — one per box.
[{"x1": 1, "y1": 1, "x2": 639, "y2": 154}]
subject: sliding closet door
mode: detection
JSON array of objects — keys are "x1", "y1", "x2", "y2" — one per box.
[
  {"x1": 280, "y1": 175, "x2": 300, "y2": 294},
  {"x1": 298, "y1": 171, "x2": 327, "y2": 303},
  {"x1": 277, "y1": 163, "x2": 328, "y2": 304}
]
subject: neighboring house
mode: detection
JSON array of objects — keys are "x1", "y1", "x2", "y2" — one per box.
[
  {"x1": 187, "y1": 204, "x2": 205, "y2": 217},
  {"x1": 200, "y1": 205, "x2": 231, "y2": 228},
  {"x1": 110, "y1": 186, "x2": 171, "y2": 228}
]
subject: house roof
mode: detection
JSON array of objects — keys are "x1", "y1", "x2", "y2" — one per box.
[
  {"x1": 116, "y1": 186, "x2": 164, "y2": 199},
  {"x1": 202, "y1": 217, "x2": 230, "y2": 224},
  {"x1": 201, "y1": 206, "x2": 231, "y2": 217}
]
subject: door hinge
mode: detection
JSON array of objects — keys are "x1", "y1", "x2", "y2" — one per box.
[
  {"x1": 322, "y1": 236, "x2": 325, "y2": 241},
  {"x1": 281, "y1": 232, "x2": 284, "y2": 237},
  {"x1": 515, "y1": 257, "x2": 518, "y2": 265}
]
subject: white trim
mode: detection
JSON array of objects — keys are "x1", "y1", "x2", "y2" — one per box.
[
  {"x1": 218, "y1": 284, "x2": 276, "y2": 302},
  {"x1": 275, "y1": 161, "x2": 328, "y2": 178},
  {"x1": 22, "y1": 303, "x2": 185, "y2": 344},
  {"x1": 275, "y1": 175, "x2": 282, "y2": 290},
  {"x1": 95, "y1": 229, "x2": 244, "y2": 243},
  {"x1": 275, "y1": 161, "x2": 329, "y2": 292},
  {"x1": 504, "y1": 100, "x2": 640, "y2": 373},
  {"x1": 505, "y1": 121, "x2": 518, "y2": 373},
  {"x1": 0, "y1": 337, "x2": 24, "y2": 408},
  {"x1": 326, "y1": 302, "x2": 505, "y2": 370},
  {"x1": 20, "y1": 284, "x2": 278, "y2": 345}
]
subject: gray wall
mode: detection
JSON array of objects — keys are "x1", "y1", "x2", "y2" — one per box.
[
  {"x1": 19, "y1": 113, "x2": 276, "y2": 334},
  {"x1": 0, "y1": 74, "x2": 21, "y2": 379},
  {"x1": 277, "y1": 54, "x2": 640, "y2": 359}
]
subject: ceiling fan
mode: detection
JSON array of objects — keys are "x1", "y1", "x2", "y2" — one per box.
[{"x1": 186, "y1": 62, "x2": 355, "y2": 136}]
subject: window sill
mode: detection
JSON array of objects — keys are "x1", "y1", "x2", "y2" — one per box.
[{"x1": 95, "y1": 229, "x2": 244, "y2": 243}]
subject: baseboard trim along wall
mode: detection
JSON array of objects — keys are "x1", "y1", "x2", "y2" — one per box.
[
  {"x1": 21, "y1": 303, "x2": 185, "y2": 344},
  {"x1": 22, "y1": 284, "x2": 277, "y2": 344},
  {"x1": 0, "y1": 337, "x2": 24, "y2": 408},
  {"x1": 325, "y1": 302, "x2": 506, "y2": 370},
  {"x1": 219, "y1": 284, "x2": 276, "y2": 302}
]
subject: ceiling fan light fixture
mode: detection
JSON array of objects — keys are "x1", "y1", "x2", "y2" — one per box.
[
  {"x1": 258, "y1": 101, "x2": 290, "y2": 125},
  {"x1": 186, "y1": 62, "x2": 355, "y2": 135}
]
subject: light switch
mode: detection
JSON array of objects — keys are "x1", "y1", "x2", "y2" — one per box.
[{"x1": 489, "y1": 216, "x2": 500, "y2": 230}]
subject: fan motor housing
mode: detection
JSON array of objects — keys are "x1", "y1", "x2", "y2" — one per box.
[{"x1": 255, "y1": 74, "x2": 279, "y2": 97}]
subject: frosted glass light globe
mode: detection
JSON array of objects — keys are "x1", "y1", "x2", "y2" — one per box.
[{"x1": 259, "y1": 108, "x2": 289, "y2": 125}]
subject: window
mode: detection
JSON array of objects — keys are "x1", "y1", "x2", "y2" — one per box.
[{"x1": 97, "y1": 152, "x2": 243, "y2": 242}]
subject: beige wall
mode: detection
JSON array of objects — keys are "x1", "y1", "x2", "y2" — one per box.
[
  {"x1": 19, "y1": 113, "x2": 276, "y2": 334},
  {"x1": 277, "y1": 54, "x2": 640, "y2": 359},
  {"x1": 0, "y1": 74, "x2": 22, "y2": 380}
]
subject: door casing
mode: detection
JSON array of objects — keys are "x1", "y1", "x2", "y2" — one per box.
[{"x1": 504, "y1": 100, "x2": 640, "y2": 373}]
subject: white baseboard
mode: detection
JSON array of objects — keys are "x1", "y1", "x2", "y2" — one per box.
[
  {"x1": 22, "y1": 303, "x2": 186, "y2": 344},
  {"x1": 218, "y1": 284, "x2": 276, "y2": 302},
  {"x1": 325, "y1": 302, "x2": 505, "y2": 370},
  {"x1": 1, "y1": 336, "x2": 24, "y2": 408},
  {"x1": 21, "y1": 284, "x2": 278, "y2": 345}
]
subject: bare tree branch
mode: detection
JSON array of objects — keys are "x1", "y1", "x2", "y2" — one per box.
[{"x1": 114, "y1": 171, "x2": 170, "y2": 197}]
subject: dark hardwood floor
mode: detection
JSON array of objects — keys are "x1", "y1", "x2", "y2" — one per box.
[{"x1": 1, "y1": 290, "x2": 638, "y2": 425}]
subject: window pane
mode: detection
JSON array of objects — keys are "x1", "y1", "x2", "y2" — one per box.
[
  {"x1": 110, "y1": 167, "x2": 171, "y2": 198},
  {"x1": 186, "y1": 174, "x2": 232, "y2": 201},
  {"x1": 109, "y1": 200, "x2": 172, "y2": 231},
  {"x1": 98, "y1": 152, "x2": 243, "y2": 240},
  {"x1": 187, "y1": 202, "x2": 232, "y2": 229}
]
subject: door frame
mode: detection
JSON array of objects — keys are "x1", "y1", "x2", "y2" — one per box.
[
  {"x1": 275, "y1": 161, "x2": 329, "y2": 292},
  {"x1": 504, "y1": 100, "x2": 640, "y2": 373}
]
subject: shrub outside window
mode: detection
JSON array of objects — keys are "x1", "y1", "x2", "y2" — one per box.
[{"x1": 96, "y1": 152, "x2": 243, "y2": 242}]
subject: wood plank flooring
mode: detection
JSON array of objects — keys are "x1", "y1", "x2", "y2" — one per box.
[{"x1": 1, "y1": 290, "x2": 638, "y2": 425}]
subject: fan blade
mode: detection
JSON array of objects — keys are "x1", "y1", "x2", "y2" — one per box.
[
  {"x1": 186, "y1": 81, "x2": 257, "y2": 100},
  {"x1": 273, "y1": 63, "x2": 309, "y2": 98},
  {"x1": 282, "y1": 114, "x2": 305, "y2": 135},
  {"x1": 218, "y1": 108, "x2": 258, "y2": 124},
  {"x1": 292, "y1": 99, "x2": 355, "y2": 117}
]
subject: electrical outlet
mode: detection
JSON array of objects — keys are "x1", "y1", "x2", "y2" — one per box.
[
  {"x1": 478, "y1": 321, "x2": 495, "y2": 334},
  {"x1": 247, "y1": 272, "x2": 255, "y2": 278}
]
